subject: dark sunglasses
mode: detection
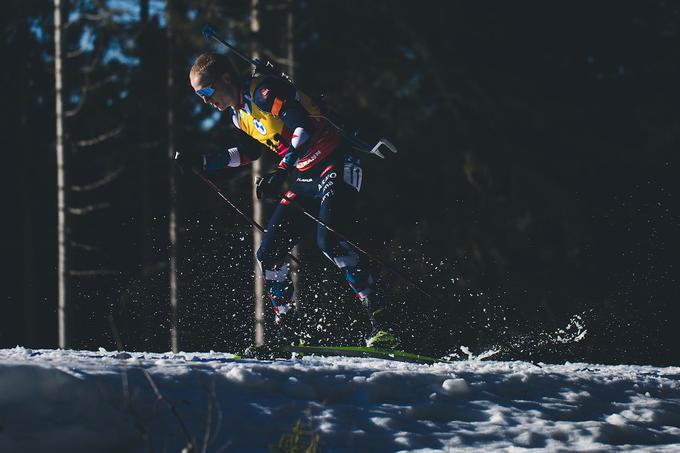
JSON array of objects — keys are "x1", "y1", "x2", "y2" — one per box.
[{"x1": 195, "y1": 85, "x2": 216, "y2": 98}]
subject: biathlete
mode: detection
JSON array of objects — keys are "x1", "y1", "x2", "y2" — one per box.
[{"x1": 178, "y1": 52, "x2": 397, "y2": 353}]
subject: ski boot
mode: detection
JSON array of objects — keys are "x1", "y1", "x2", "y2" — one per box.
[
  {"x1": 340, "y1": 264, "x2": 398, "y2": 348},
  {"x1": 241, "y1": 311, "x2": 301, "y2": 359},
  {"x1": 241, "y1": 279, "x2": 301, "y2": 359},
  {"x1": 362, "y1": 294, "x2": 399, "y2": 349},
  {"x1": 241, "y1": 342, "x2": 290, "y2": 359}
]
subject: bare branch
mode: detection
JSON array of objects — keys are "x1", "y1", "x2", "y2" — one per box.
[
  {"x1": 65, "y1": 89, "x2": 87, "y2": 118},
  {"x1": 69, "y1": 269, "x2": 120, "y2": 276},
  {"x1": 68, "y1": 202, "x2": 112, "y2": 215},
  {"x1": 82, "y1": 11, "x2": 114, "y2": 21},
  {"x1": 64, "y1": 49, "x2": 105, "y2": 118},
  {"x1": 211, "y1": 382, "x2": 224, "y2": 448},
  {"x1": 85, "y1": 74, "x2": 117, "y2": 91},
  {"x1": 74, "y1": 126, "x2": 124, "y2": 147},
  {"x1": 64, "y1": 18, "x2": 83, "y2": 29},
  {"x1": 64, "y1": 10, "x2": 114, "y2": 28},
  {"x1": 70, "y1": 242, "x2": 100, "y2": 252},
  {"x1": 108, "y1": 316, "x2": 153, "y2": 453},
  {"x1": 200, "y1": 378, "x2": 215, "y2": 453},
  {"x1": 72, "y1": 76, "x2": 114, "y2": 113},
  {"x1": 65, "y1": 74, "x2": 118, "y2": 118},
  {"x1": 214, "y1": 440, "x2": 233, "y2": 453},
  {"x1": 72, "y1": 165, "x2": 124, "y2": 191},
  {"x1": 64, "y1": 98, "x2": 85, "y2": 118},
  {"x1": 141, "y1": 368, "x2": 196, "y2": 452},
  {"x1": 66, "y1": 47, "x2": 89, "y2": 59}
]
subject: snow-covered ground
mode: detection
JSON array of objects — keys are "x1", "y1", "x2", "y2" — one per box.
[{"x1": 1, "y1": 347, "x2": 679, "y2": 452}]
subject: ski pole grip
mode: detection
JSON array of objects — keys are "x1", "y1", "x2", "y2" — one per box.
[
  {"x1": 202, "y1": 24, "x2": 218, "y2": 40},
  {"x1": 201, "y1": 23, "x2": 258, "y2": 68}
]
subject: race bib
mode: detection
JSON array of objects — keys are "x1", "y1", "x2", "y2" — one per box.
[{"x1": 343, "y1": 162, "x2": 363, "y2": 192}]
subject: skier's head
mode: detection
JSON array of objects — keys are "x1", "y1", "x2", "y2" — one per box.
[{"x1": 190, "y1": 52, "x2": 240, "y2": 112}]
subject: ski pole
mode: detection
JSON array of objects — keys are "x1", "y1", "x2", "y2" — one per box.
[
  {"x1": 192, "y1": 168, "x2": 301, "y2": 265},
  {"x1": 202, "y1": 24, "x2": 258, "y2": 67},
  {"x1": 273, "y1": 191, "x2": 437, "y2": 300}
]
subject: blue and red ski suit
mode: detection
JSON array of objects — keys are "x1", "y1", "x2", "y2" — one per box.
[{"x1": 203, "y1": 73, "x2": 377, "y2": 321}]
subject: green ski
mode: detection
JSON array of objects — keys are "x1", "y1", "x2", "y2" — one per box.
[{"x1": 284, "y1": 344, "x2": 447, "y2": 364}]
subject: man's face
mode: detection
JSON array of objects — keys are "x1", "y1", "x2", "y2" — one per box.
[{"x1": 190, "y1": 72, "x2": 240, "y2": 112}]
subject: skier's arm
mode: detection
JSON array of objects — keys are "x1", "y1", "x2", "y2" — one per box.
[
  {"x1": 252, "y1": 77, "x2": 315, "y2": 171},
  {"x1": 203, "y1": 130, "x2": 264, "y2": 170}
]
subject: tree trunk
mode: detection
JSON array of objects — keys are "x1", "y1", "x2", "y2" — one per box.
[
  {"x1": 21, "y1": 3, "x2": 37, "y2": 346},
  {"x1": 167, "y1": 0, "x2": 179, "y2": 353},
  {"x1": 287, "y1": 0, "x2": 301, "y2": 303},
  {"x1": 138, "y1": 0, "x2": 152, "y2": 269},
  {"x1": 251, "y1": 0, "x2": 265, "y2": 347},
  {"x1": 54, "y1": 0, "x2": 69, "y2": 349}
]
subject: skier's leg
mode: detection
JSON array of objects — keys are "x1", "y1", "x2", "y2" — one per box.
[
  {"x1": 256, "y1": 190, "x2": 310, "y2": 324},
  {"x1": 315, "y1": 155, "x2": 397, "y2": 347},
  {"x1": 315, "y1": 157, "x2": 376, "y2": 305}
]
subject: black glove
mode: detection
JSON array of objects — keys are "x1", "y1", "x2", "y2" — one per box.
[
  {"x1": 173, "y1": 151, "x2": 205, "y2": 173},
  {"x1": 256, "y1": 169, "x2": 288, "y2": 200}
]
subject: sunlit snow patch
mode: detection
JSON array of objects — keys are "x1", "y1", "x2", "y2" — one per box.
[{"x1": 1, "y1": 347, "x2": 679, "y2": 452}]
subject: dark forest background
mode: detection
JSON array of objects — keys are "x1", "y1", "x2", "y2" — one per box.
[{"x1": 1, "y1": 0, "x2": 678, "y2": 365}]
